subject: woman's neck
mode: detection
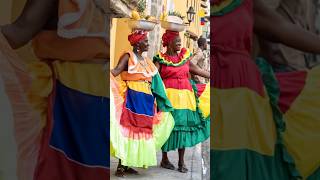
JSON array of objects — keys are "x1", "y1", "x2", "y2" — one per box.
[
  {"x1": 133, "y1": 48, "x2": 143, "y2": 58},
  {"x1": 166, "y1": 48, "x2": 178, "y2": 56}
]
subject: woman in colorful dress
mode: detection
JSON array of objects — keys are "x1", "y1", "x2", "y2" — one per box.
[
  {"x1": 1, "y1": 0, "x2": 110, "y2": 179},
  {"x1": 153, "y1": 18, "x2": 211, "y2": 173},
  {"x1": 110, "y1": 29, "x2": 175, "y2": 177},
  {"x1": 0, "y1": 26, "x2": 36, "y2": 180},
  {"x1": 212, "y1": 0, "x2": 320, "y2": 179}
]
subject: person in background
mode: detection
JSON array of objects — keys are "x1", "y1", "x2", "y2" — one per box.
[
  {"x1": 190, "y1": 36, "x2": 210, "y2": 179},
  {"x1": 191, "y1": 37, "x2": 210, "y2": 84}
]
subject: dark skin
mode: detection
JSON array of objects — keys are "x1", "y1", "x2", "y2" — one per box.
[
  {"x1": 0, "y1": 0, "x2": 110, "y2": 58},
  {"x1": 1, "y1": 0, "x2": 58, "y2": 49},
  {"x1": 165, "y1": 0, "x2": 320, "y2": 175},
  {"x1": 111, "y1": 37, "x2": 149, "y2": 77},
  {"x1": 155, "y1": 36, "x2": 210, "y2": 79},
  {"x1": 111, "y1": 36, "x2": 149, "y2": 177},
  {"x1": 158, "y1": 36, "x2": 209, "y2": 173},
  {"x1": 198, "y1": 38, "x2": 208, "y2": 51},
  {"x1": 253, "y1": 0, "x2": 320, "y2": 55},
  {"x1": 200, "y1": 41, "x2": 208, "y2": 51}
]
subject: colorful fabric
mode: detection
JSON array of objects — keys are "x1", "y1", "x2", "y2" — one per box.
[
  {"x1": 211, "y1": 0, "x2": 320, "y2": 178},
  {"x1": 1, "y1": 1, "x2": 109, "y2": 179},
  {"x1": 32, "y1": 31, "x2": 107, "y2": 61},
  {"x1": 155, "y1": 49, "x2": 210, "y2": 152},
  {"x1": 211, "y1": 57, "x2": 299, "y2": 179},
  {"x1": 110, "y1": 51, "x2": 174, "y2": 168},
  {"x1": 34, "y1": 79, "x2": 109, "y2": 178},
  {"x1": 0, "y1": 32, "x2": 40, "y2": 180},
  {"x1": 195, "y1": 83, "x2": 210, "y2": 120},
  {"x1": 211, "y1": 0, "x2": 243, "y2": 16},
  {"x1": 256, "y1": 58, "x2": 320, "y2": 179},
  {"x1": 128, "y1": 30, "x2": 148, "y2": 46},
  {"x1": 126, "y1": 51, "x2": 158, "y2": 78},
  {"x1": 276, "y1": 71, "x2": 307, "y2": 113},
  {"x1": 29, "y1": 0, "x2": 110, "y2": 177},
  {"x1": 32, "y1": 61, "x2": 110, "y2": 180},
  {"x1": 256, "y1": 58, "x2": 301, "y2": 178},
  {"x1": 212, "y1": 89, "x2": 277, "y2": 155},
  {"x1": 1, "y1": 31, "x2": 111, "y2": 180},
  {"x1": 278, "y1": 66, "x2": 320, "y2": 179},
  {"x1": 162, "y1": 30, "x2": 180, "y2": 47},
  {"x1": 211, "y1": 0, "x2": 294, "y2": 178},
  {"x1": 153, "y1": 48, "x2": 192, "y2": 67},
  {"x1": 58, "y1": 0, "x2": 108, "y2": 38}
]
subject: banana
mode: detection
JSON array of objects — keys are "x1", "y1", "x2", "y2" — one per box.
[
  {"x1": 147, "y1": 16, "x2": 157, "y2": 22},
  {"x1": 160, "y1": 12, "x2": 168, "y2": 21}
]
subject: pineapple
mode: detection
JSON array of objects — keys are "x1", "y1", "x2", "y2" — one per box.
[{"x1": 131, "y1": 10, "x2": 141, "y2": 20}]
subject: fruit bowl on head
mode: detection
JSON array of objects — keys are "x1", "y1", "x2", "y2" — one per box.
[
  {"x1": 160, "y1": 21, "x2": 187, "y2": 32},
  {"x1": 160, "y1": 15, "x2": 187, "y2": 32},
  {"x1": 128, "y1": 19, "x2": 158, "y2": 31}
]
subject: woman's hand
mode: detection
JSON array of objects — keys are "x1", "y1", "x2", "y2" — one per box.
[
  {"x1": 189, "y1": 62, "x2": 210, "y2": 79},
  {"x1": 254, "y1": 0, "x2": 320, "y2": 54}
]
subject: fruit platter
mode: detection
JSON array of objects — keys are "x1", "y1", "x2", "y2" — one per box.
[{"x1": 128, "y1": 11, "x2": 158, "y2": 31}]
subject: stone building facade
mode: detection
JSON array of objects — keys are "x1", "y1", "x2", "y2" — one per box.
[
  {"x1": 146, "y1": 0, "x2": 165, "y2": 57},
  {"x1": 110, "y1": 0, "x2": 164, "y2": 59},
  {"x1": 110, "y1": 0, "x2": 137, "y2": 17}
]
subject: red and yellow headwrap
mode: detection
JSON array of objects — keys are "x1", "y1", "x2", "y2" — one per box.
[
  {"x1": 128, "y1": 30, "x2": 148, "y2": 46},
  {"x1": 162, "y1": 30, "x2": 179, "y2": 47}
]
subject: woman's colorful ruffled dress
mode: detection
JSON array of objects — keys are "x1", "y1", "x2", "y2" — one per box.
[
  {"x1": 153, "y1": 48, "x2": 210, "y2": 152},
  {"x1": 212, "y1": 0, "x2": 320, "y2": 179},
  {"x1": 110, "y1": 51, "x2": 175, "y2": 168}
]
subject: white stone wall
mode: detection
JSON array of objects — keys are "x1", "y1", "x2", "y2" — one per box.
[
  {"x1": 146, "y1": 0, "x2": 164, "y2": 58},
  {"x1": 110, "y1": 0, "x2": 137, "y2": 17}
]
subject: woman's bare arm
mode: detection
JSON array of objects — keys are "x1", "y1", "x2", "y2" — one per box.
[
  {"x1": 1, "y1": 0, "x2": 57, "y2": 49},
  {"x1": 111, "y1": 54, "x2": 129, "y2": 77},
  {"x1": 253, "y1": 0, "x2": 320, "y2": 54},
  {"x1": 190, "y1": 62, "x2": 210, "y2": 78},
  {"x1": 154, "y1": 61, "x2": 161, "y2": 70}
]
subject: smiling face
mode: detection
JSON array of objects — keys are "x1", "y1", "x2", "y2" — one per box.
[{"x1": 168, "y1": 36, "x2": 182, "y2": 52}]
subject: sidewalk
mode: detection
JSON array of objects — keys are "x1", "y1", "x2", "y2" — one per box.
[{"x1": 110, "y1": 144, "x2": 204, "y2": 180}]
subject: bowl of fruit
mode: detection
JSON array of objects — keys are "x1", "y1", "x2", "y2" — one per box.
[
  {"x1": 160, "y1": 11, "x2": 187, "y2": 32},
  {"x1": 128, "y1": 11, "x2": 158, "y2": 31}
]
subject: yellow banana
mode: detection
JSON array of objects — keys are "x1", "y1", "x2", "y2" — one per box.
[
  {"x1": 147, "y1": 16, "x2": 157, "y2": 22},
  {"x1": 160, "y1": 12, "x2": 168, "y2": 21}
]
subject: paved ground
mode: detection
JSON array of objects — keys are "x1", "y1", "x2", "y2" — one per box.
[
  {"x1": 201, "y1": 139, "x2": 210, "y2": 180},
  {"x1": 110, "y1": 143, "x2": 207, "y2": 180}
]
